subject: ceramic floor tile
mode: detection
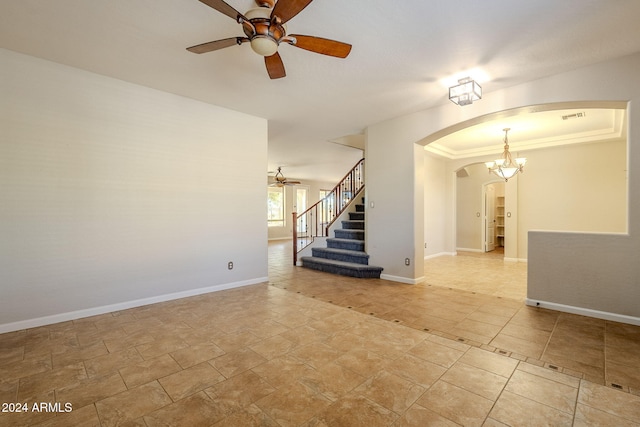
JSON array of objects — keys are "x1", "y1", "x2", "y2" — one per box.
[
  {"x1": 55, "y1": 371, "x2": 127, "y2": 410},
  {"x1": 0, "y1": 390, "x2": 57, "y2": 427},
  {"x1": 83, "y1": 347, "x2": 144, "y2": 378},
  {"x1": 354, "y1": 370, "x2": 426, "y2": 414},
  {"x1": 210, "y1": 347, "x2": 267, "y2": 379},
  {"x1": 384, "y1": 353, "x2": 446, "y2": 388},
  {"x1": 298, "y1": 362, "x2": 366, "y2": 402},
  {"x1": 334, "y1": 348, "x2": 389, "y2": 377},
  {"x1": 441, "y1": 362, "x2": 508, "y2": 401},
  {"x1": 29, "y1": 404, "x2": 102, "y2": 427},
  {"x1": 490, "y1": 332, "x2": 546, "y2": 359},
  {"x1": 211, "y1": 404, "x2": 279, "y2": 427},
  {"x1": 289, "y1": 342, "x2": 341, "y2": 369},
  {"x1": 251, "y1": 355, "x2": 316, "y2": 389},
  {"x1": 205, "y1": 370, "x2": 276, "y2": 411},
  {"x1": 578, "y1": 380, "x2": 640, "y2": 423},
  {"x1": 408, "y1": 340, "x2": 465, "y2": 368},
  {"x1": 505, "y1": 369, "x2": 579, "y2": 414},
  {"x1": 458, "y1": 347, "x2": 519, "y2": 378},
  {"x1": 249, "y1": 334, "x2": 297, "y2": 360},
  {"x1": 416, "y1": 380, "x2": 494, "y2": 427},
  {"x1": 255, "y1": 381, "x2": 332, "y2": 427},
  {"x1": 574, "y1": 403, "x2": 640, "y2": 427},
  {"x1": 95, "y1": 381, "x2": 173, "y2": 427},
  {"x1": 143, "y1": 391, "x2": 226, "y2": 426},
  {"x1": 118, "y1": 354, "x2": 181, "y2": 389},
  {"x1": 159, "y1": 361, "x2": 225, "y2": 401},
  {"x1": 313, "y1": 394, "x2": 399, "y2": 427},
  {"x1": 489, "y1": 390, "x2": 574, "y2": 426},
  {"x1": 607, "y1": 359, "x2": 640, "y2": 390},
  {"x1": 169, "y1": 343, "x2": 225, "y2": 369},
  {"x1": 18, "y1": 362, "x2": 88, "y2": 400},
  {"x1": 393, "y1": 404, "x2": 460, "y2": 427}
]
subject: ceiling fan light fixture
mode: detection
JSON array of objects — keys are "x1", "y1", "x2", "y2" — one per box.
[
  {"x1": 250, "y1": 36, "x2": 279, "y2": 56},
  {"x1": 449, "y1": 77, "x2": 482, "y2": 106}
]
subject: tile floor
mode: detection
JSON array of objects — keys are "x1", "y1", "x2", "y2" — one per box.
[{"x1": 0, "y1": 242, "x2": 639, "y2": 426}]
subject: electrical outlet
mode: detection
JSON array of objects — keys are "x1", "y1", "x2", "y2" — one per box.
[
  {"x1": 405, "y1": 258, "x2": 410, "y2": 266},
  {"x1": 228, "y1": 262, "x2": 233, "y2": 270}
]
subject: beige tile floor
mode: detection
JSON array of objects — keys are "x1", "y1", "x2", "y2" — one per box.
[{"x1": 0, "y1": 242, "x2": 638, "y2": 426}]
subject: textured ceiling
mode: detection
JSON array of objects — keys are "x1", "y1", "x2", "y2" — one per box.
[{"x1": 2, "y1": 0, "x2": 640, "y2": 181}]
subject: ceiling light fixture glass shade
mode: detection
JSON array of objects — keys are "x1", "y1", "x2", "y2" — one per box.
[
  {"x1": 449, "y1": 77, "x2": 482, "y2": 106},
  {"x1": 485, "y1": 128, "x2": 527, "y2": 181},
  {"x1": 250, "y1": 36, "x2": 278, "y2": 56}
]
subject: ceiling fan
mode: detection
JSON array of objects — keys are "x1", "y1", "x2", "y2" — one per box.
[
  {"x1": 269, "y1": 167, "x2": 301, "y2": 186},
  {"x1": 187, "y1": 0, "x2": 352, "y2": 79}
]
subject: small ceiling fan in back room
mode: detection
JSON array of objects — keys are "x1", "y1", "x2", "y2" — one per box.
[
  {"x1": 269, "y1": 167, "x2": 301, "y2": 187},
  {"x1": 187, "y1": 0, "x2": 352, "y2": 79}
]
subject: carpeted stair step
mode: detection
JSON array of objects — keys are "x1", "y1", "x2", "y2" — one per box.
[
  {"x1": 311, "y1": 247, "x2": 370, "y2": 265},
  {"x1": 349, "y1": 212, "x2": 365, "y2": 221},
  {"x1": 300, "y1": 256, "x2": 383, "y2": 279},
  {"x1": 355, "y1": 204, "x2": 365, "y2": 213},
  {"x1": 341, "y1": 220, "x2": 365, "y2": 230},
  {"x1": 327, "y1": 238, "x2": 365, "y2": 251},
  {"x1": 334, "y1": 229, "x2": 365, "y2": 240}
]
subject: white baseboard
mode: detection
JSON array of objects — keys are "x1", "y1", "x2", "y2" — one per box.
[
  {"x1": 504, "y1": 257, "x2": 528, "y2": 263},
  {"x1": 380, "y1": 274, "x2": 425, "y2": 285},
  {"x1": 424, "y1": 252, "x2": 457, "y2": 260},
  {"x1": 456, "y1": 247, "x2": 483, "y2": 253},
  {"x1": 0, "y1": 277, "x2": 268, "y2": 334},
  {"x1": 525, "y1": 299, "x2": 640, "y2": 326}
]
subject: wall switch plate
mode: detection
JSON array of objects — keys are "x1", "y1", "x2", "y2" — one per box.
[
  {"x1": 228, "y1": 262, "x2": 233, "y2": 270},
  {"x1": 405, "y1": 258, "x2": 410, "y2": 266}
]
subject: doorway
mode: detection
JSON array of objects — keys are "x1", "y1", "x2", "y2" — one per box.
[{"x1": 483, "y1": 182, "x2": 505, "y2": 253}]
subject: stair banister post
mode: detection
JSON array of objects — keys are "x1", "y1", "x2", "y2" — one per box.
[{"x1": 292, "y1": 211, "x2": 297, "y2": 266}]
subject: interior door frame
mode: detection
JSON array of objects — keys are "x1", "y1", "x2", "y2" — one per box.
[{"x1": 482, "y1": 180, "x2": 504, "y2": 254}]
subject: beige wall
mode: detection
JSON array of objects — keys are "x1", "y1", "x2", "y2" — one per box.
[
  {"x1": 0, "y1": 49, "x2": 268, "y2": 331},
  {"x1": 424, "y1": 153, "x2": 448, "y2": 257},
  {"x1": 451, "y1": 139, "x2": 627, "y2": 258}
]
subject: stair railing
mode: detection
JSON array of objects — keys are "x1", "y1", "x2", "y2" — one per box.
[{"x1": 293, "y1": 158, "x2": 365, "y2": 265}]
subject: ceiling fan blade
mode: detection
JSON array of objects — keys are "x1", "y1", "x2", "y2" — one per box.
[
  {"x1": 186, "y1": 37, "x2": 243, "y2": 54},
  {"x1": 271, "y1": 0, "x2": 313, "y2": 24},
  {"x1": 288, "y1": 35, "x2": 352, "y2": 58},
  {"x1": 197, "y1": 0, "x2": 246, "y2": 21},
  {"x1": 265, "y1": 52, "x2": 286, "y2": 79}
]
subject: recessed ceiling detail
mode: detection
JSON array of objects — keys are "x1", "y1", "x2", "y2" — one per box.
[{"x1": 424, "y1": 108, "x2": 626, "y2": 160}]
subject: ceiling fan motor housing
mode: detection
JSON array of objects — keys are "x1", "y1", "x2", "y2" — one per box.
[{"x1": 244, "y1": 7, "x2": 286, "y2": 56}]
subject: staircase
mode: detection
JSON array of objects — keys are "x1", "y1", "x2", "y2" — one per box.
[{"x1": 300, "y1": 198, "x2": 383, "y2": 278}]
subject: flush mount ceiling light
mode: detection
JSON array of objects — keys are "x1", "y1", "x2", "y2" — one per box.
[
  {"x1": 449, "y1": 77, "x2": 482, "y2": 106},
  {"x1": 485, "y1": 128, "x2": 527, "y2": 181}
]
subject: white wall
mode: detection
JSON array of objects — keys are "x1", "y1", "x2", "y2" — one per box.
[
  {"x1": 0, "y1": 49, "x2": 268, "y2": 332},
  {"x1": 366, "y1": 52, "x2": 640, "y2": 323}
]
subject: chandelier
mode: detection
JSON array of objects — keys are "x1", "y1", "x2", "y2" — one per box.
[
  {"x1": 484, "y1": 128, "x2": 526, "y2": 181},
  {"x1": 449, "y1": 77, "x2": 482, "y2": 106}
]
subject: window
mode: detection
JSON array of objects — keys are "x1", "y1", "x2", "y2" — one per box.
[
  {"x1": 319, "y1": 189, "x2": 335, "y2": 225},
  {"x1": 267, "y1": 187, "x2": 285, "y2": 227}
]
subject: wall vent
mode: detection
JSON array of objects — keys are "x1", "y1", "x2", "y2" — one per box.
[{"x1": 561, "y1": 112, "x2": 586, "y2": 120}]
